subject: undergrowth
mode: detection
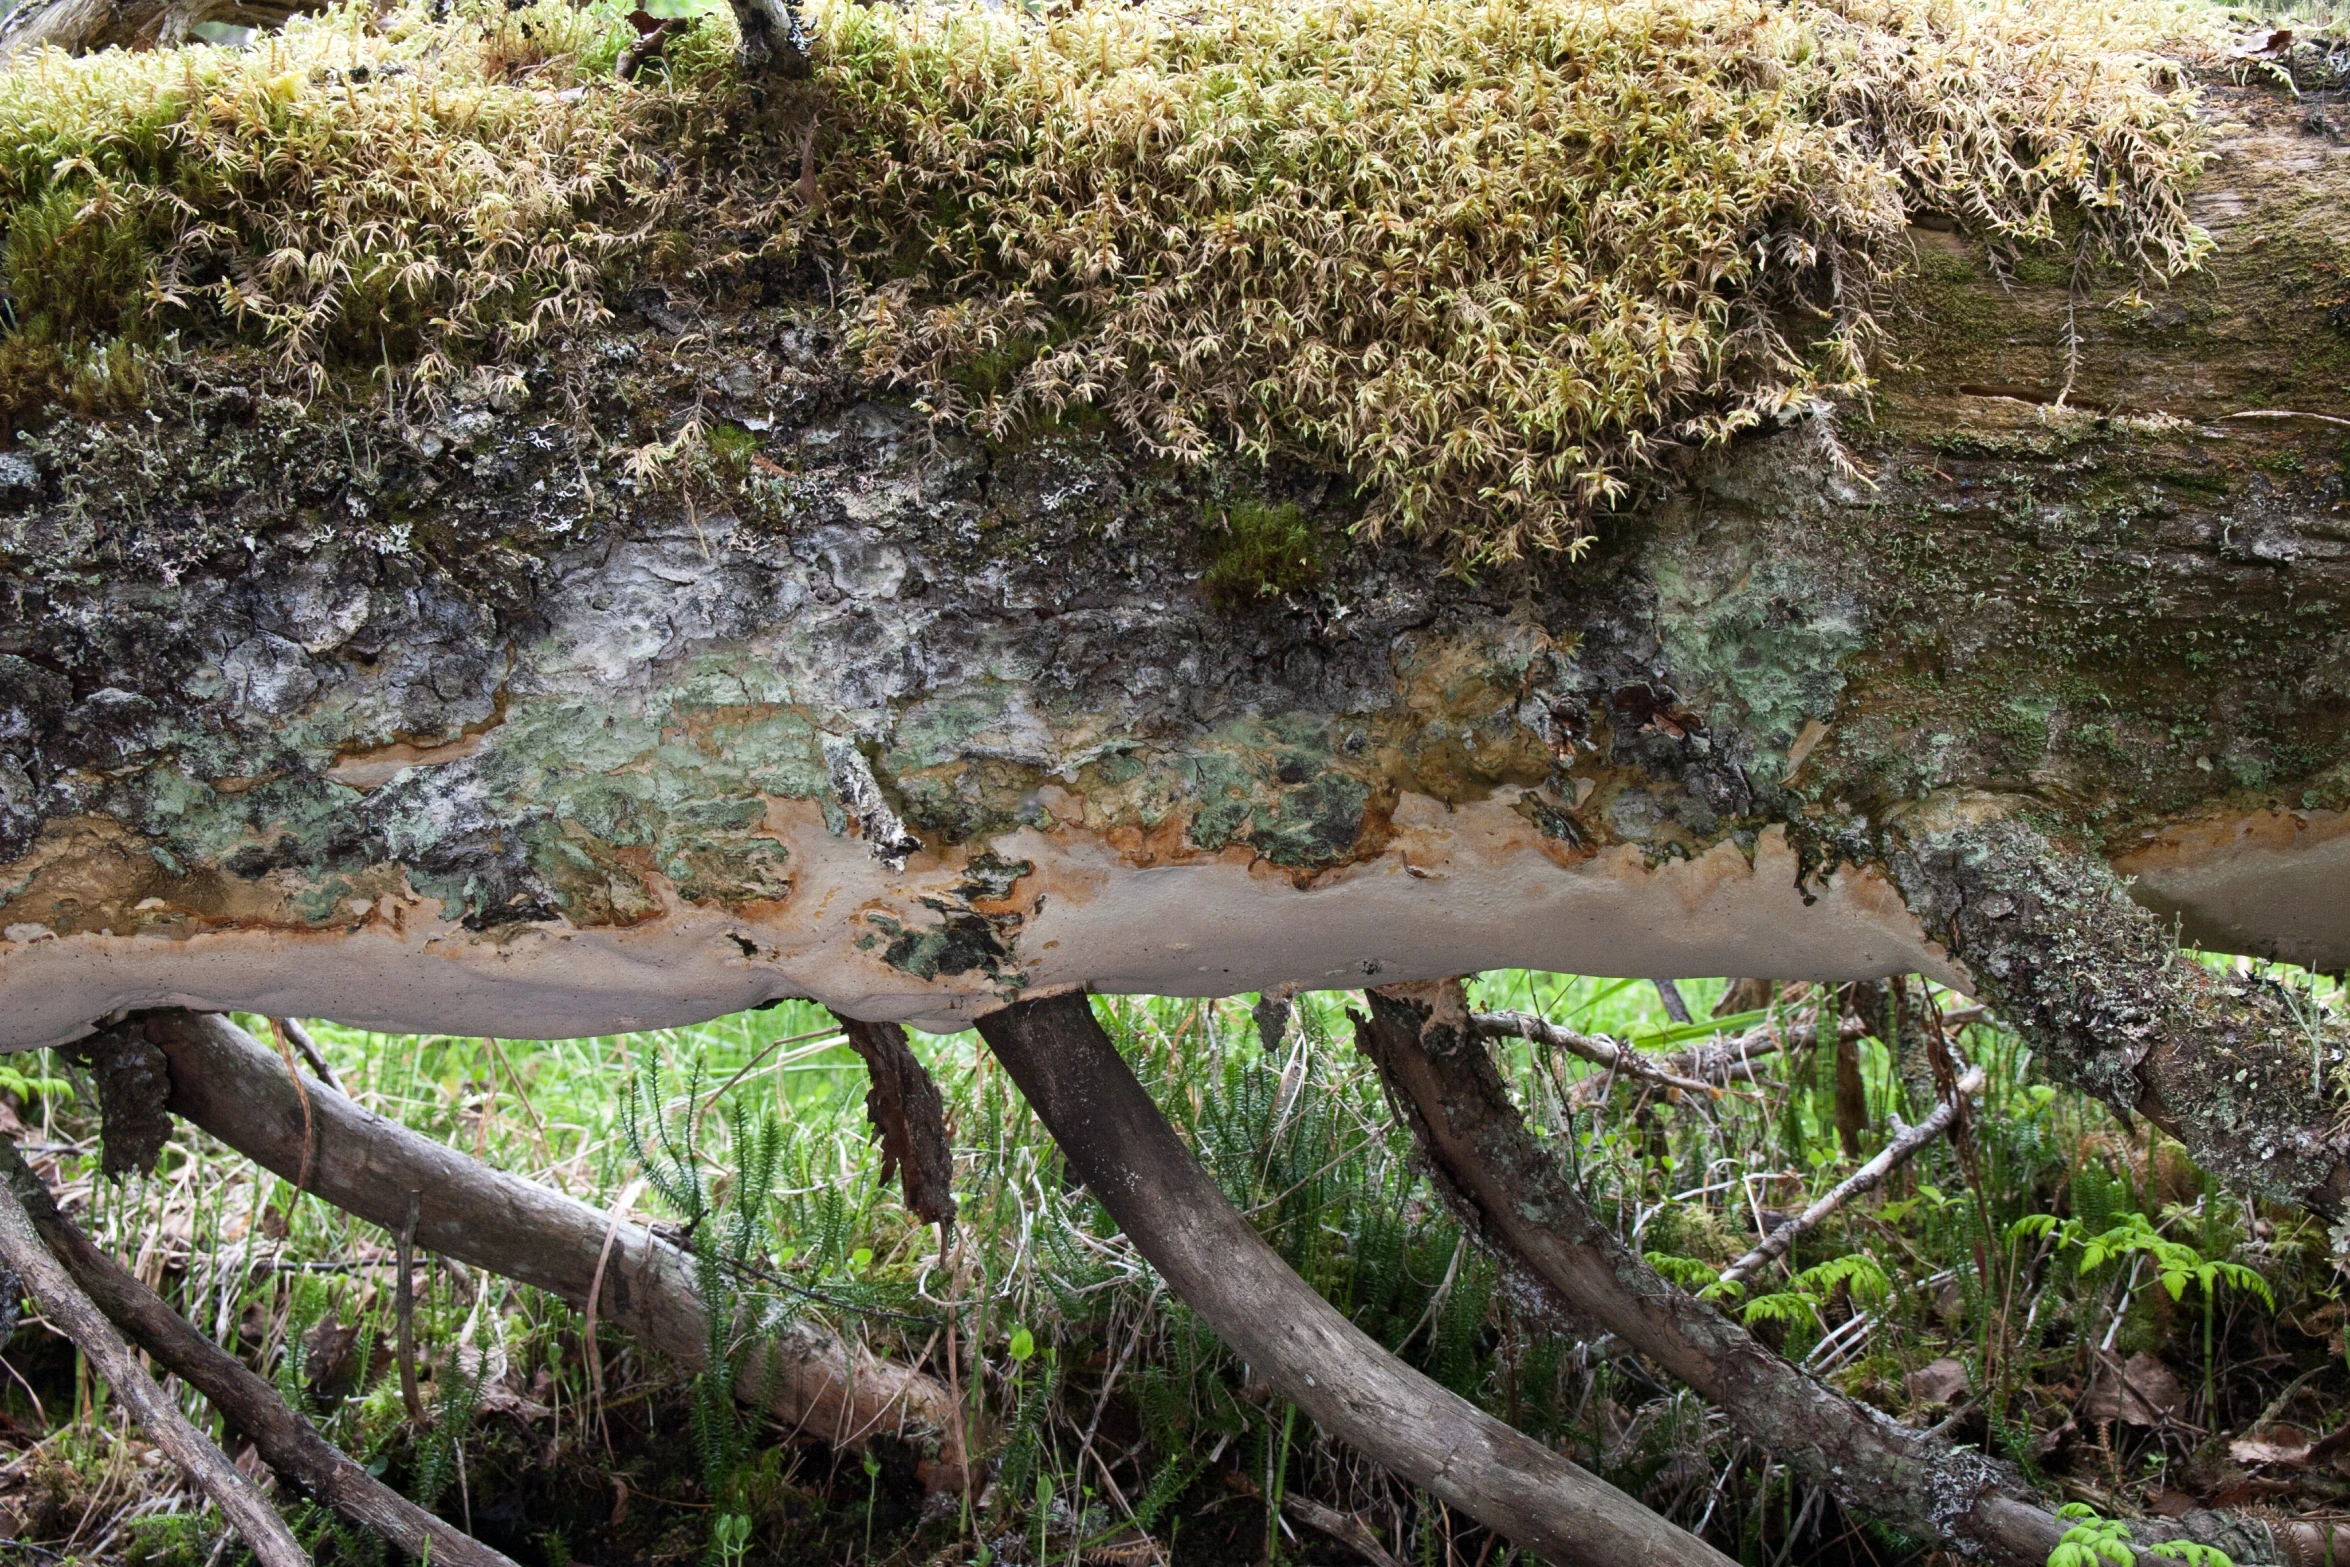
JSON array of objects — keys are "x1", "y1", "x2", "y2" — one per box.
[
  {"x1": 0, "y1": 0, "x2": 2224, "y2": 560},
  {"x1": 1, "y1": 963, "x2": 2346, "y2": 1563}
]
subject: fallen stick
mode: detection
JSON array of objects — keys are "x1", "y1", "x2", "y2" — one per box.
[
  {"x1": 1716, "y1": 1065, "x2": 1987, "y2": 1293},
  {"x1": 135, "y1": 1010, "x2": 964, "y2": 1485},
  {"x1": 1468, "y1": 1011, "x2": 1718, "y2": 1096},
  {"x1": 0, "y1": 1138, "x2": 514, "y2": 1567},
  {"x1": 974, "y1": 990, "x2": 1739, "y2": 1567},
  {"x1": 1362, "y1": 981, "x2": 2307, "y2": 1567},
  {"x1": 0, "y1": 1146, "x2": 307, "y2": 1567}
]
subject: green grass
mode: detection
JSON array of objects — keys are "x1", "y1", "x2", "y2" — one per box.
[{"x1": 3, "y1": 962, "x2": 2344, "y2": 1563}]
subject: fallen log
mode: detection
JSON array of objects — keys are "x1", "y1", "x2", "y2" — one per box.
[
  {"x1": 133, "y1": 1009, "x2": 966, "y2": 1484},
  {"x1": 0, "y1": 1136, "x2": 517, "y2": 1567},
  {"x1": 0, "y1": 1141, "x2": 306, "y2": 1567},
  {"x1": 973, "y1": 988, "x2": 1739, "y2": 1567},
  {"x1": 1353, "y1": 979, "x2": 2321, "y2": 1567}
]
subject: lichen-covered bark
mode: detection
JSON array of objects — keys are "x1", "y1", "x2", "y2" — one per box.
[{"x1": 4, "y1": 79, "x2": 2350, "y2": 1198}]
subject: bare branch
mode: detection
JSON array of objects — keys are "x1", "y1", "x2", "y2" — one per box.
[
  {"x1": 1717, "y1": 1065, "x2": 1987, "y2": 1293},
  {"x1": 0, "y1": 1144, "x2": 305, "y2": 1567}
]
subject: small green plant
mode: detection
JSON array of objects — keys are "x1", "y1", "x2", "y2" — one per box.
[
  {"x1": 711, "y1": 1511, "x2": 751, "y2": 1567},
  {"x1": 1202, "y1": 500, "x2": 1321, "y2": 604},
  {"x1": 2046, "y1": 1504, "x2": 2235, "y2": 1567},
  {"x1": 622, "y1": 1052, "x2": 790, "y2": 1562},
  {"x1": 1726, "y1": 1253, "x2": 1891, "y2": 1328}
]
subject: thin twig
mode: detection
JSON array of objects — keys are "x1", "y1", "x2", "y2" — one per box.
[
  {"x1": 1717, "y1": 1066, "x2": 1987, "y2": 1293},
  {"x1": 396, "y1": 1189, "x2": 425, "y2": 1425},
  {"x1": 273, "y1": 1018, "x2": 341, "y2": 1094},
  {"x1": 1470, "y1": 1011, "x2": 1717, "y2": 1096},
  {"x1": 265, "y1": 1018, "x2": 317, "y2": 1199}
]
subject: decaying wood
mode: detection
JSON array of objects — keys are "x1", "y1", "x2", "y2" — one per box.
[
  {"x1": 973, "y1": 988, "x2": 1740, "y2": 1567},
  {"x1": 55, "y1": 1023, "x2": 172, "y2": 1179},
  {"x1": 1352, "y1": 979, "x2": 2305, "y2": 1567},
  {"x1": 132, "y1": 1009, "x2": 966, "y2": 1484},
  {"x1": 834, "y1": 1012, "x2": 958, "y2": 1229},
  {"x1": 1716, "y1": 1064, "x2": 1986, "y2": 1293},
  {"x1": 0, "y1": 1143, "x2": 307, "y2": 1567},
  {"x1": 0, "y1": 1137, "x2": 516, "y2": 1566}
]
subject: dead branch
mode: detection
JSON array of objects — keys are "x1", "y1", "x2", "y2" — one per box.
[
  {"x1": 835, "y1": 1013, "x2": 957, "y2": 1229},
  {"x1": 973, "y1": 989, "x2": 1739, "y2": 1567},
  {"x1": 275, "y1": 1018, "x2": 343, "y2": 1094},
  {"x1": 1467, "y1": 1011, "x2": 1717, "y2": 1096},
  {"x1": 1716, "y1": 1065, "x2": 1987, "y2": 1293},
  {"x1": 0, "y1": 1143, "x2": 306, "y2": 1567},
  {"x1": 1354, "y1": 979, "x2": 2236, "y2": 1567},
  {"x1": 133, "y1": 1010, "x2": 966, "y2": 1487},
  {"x1": 0, "y1": 1138, "x2": 515, "y2": 1566}
]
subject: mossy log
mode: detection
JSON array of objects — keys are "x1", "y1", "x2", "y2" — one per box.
[{"x1": 5, "y1": 76, "x2": 2350, "y2": 1210}]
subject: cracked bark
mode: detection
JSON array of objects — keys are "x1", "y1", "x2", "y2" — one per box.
[
  {"x1": 1886, "y1": 812, "x2": 2350, "y2": 1215},
  {"x1": 1351, "y1": 978, "x2": 2321, "y2": 1567}
]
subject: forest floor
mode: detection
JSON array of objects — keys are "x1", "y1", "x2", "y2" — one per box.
[{"x1": 0, "y1": 965, "x2": 2347, "y2": 1566}]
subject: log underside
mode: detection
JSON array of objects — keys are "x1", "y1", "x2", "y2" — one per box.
[{"x1": 5, "y1": 79, "x2": 2350, "y2": 1204}]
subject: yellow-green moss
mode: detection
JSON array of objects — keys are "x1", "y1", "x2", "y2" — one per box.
[
  {"x1": 0, "y1": 0, "x2": 2219, "y2": 561},
  {"x1": 1202, "y1": 500, "x2": 1320, "y2": 604}
]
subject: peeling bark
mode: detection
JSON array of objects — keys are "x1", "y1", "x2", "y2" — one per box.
[{"x1": 835, "y1": 1012, "x2": 957, "y2": 1230}]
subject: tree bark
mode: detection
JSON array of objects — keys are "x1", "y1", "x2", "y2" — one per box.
[
  {"x1": 973, "y1": 988, "x2": 1740, "y2": 1567},
  {"x1": 4, "y1": 74, "x2": 2350, "y2": 1211},
  {"x1": 133, "y1": 1009, "x2": 966, "y2": 1484}
]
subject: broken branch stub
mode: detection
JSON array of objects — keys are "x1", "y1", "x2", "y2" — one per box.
[
  {"x1": 972, "y1": 988, "x2": 1739, "y2": 1567},
  {"x1": 834, "y1": 1012, "x2": 957, "y2": 1229},
  {"x1": 0, "y1": 1143, "x2": 307, "y2": 1567},
  {"x1": 1352, "y1": 979, "x2": 2298, "y2": 1567},
  {"x1": 134, "y1": 1009, "x2": 964, "y2": 1483},
  {"x1": 0, "y1": 1137, "x2": 516, "y2": 1567}
]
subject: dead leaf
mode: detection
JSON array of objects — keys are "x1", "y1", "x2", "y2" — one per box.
[
  {"x1": 2231, "y1": 26, "x2": 2293, "y2": 57},
  {"x1": 2079, "y1": 1351, "x2": 2182, "y2": 1427},
  {"x1": 1905, "y1": 1357, "x2": 1969, "y2": 1408},
  {"x1": 2229, "y1": 1428, "x2": 2313, "y2": 1467}
]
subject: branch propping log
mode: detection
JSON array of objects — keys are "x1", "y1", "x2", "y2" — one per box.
[
  {"x1": 0, "y1": 1145, "x2": 307, "y2": 1567},
  {"x1": 1354, "y1": 980, "x2": 2301, "y2": 1567},
  {"x1": 834, "y1": 1013, "x2": 957, "y2": 1230},
  {"x1": 128, "y1": 1009, "x2": 966, "y2": 1486},
  {"x1": 973, "y1": 989, "x2": 1741, "y2": 1567},
  {"x1": 0, "y1": 1137, "x2": 516, "y2": 1567}
]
